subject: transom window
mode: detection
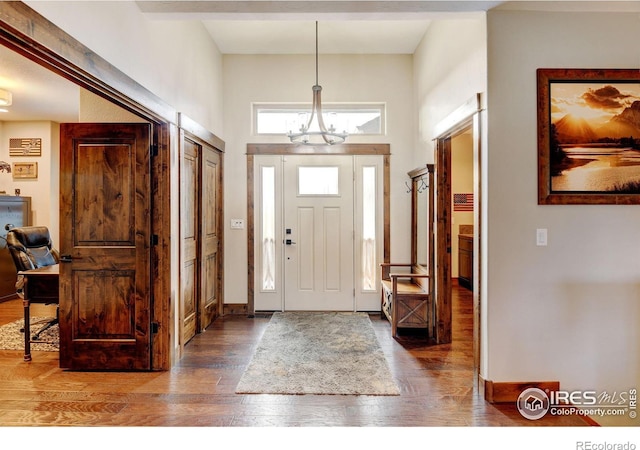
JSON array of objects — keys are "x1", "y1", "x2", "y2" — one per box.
[{"x1": 254, "y1": 103, "x2": 385, "y2": 136}]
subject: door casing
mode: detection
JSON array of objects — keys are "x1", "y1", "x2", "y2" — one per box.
[
  {"x1": 433, "y1": 94, "x2": 483, "y2": 371},
  {"x1": 246, "y1": 144, "x2": 390, "y2": 316}
]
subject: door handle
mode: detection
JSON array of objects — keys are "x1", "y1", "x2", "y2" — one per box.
[
  {"x1": 60, "y1": 254, "x2": 74, "y2": 263},
  {"x1": 285, "y1": 239, "x2": 296, "y2": 245}
]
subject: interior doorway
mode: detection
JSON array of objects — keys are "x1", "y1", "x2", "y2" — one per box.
[
  {"x1": 0, "y1": 3, "x2": 214, "y2": 369},
  {"x1": 451, "y1": 127, "x2": 475, "y2": 291},
  {"x1": 433, "y1": 94, "x2": 482, "y2": 371}
]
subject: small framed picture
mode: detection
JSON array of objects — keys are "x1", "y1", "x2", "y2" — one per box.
[
  {"x1": 9, "y1": 138, "x2": 42, "y2": 157},
  {"x1": 13, "y1": 162, "x2": 38, "y2": 179}
]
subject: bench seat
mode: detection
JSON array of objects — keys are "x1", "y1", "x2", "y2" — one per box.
[{"x1": 380, "y1": 263, "x2": 432, "y2": 338}]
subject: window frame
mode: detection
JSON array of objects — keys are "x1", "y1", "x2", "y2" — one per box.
[{"x1": 252, "y1": 102, "x2": 386, "y2": 137}]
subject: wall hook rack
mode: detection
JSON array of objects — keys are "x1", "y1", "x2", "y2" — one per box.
[{"x1": 406, "y1": 176, "x2": 429, "y2": 194}]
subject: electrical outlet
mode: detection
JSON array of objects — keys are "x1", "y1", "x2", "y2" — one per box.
[{"x1": 230, "y1": 219, "x2": 244, "y2": 230}]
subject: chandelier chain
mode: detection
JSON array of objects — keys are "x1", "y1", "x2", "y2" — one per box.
[{"x1": 287, "y1": 21, "x2": 348, "y2": 145}]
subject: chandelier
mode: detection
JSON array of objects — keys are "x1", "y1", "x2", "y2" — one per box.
[{"x1": 287, "y1": 22, "x2": 348, "y2": 145}]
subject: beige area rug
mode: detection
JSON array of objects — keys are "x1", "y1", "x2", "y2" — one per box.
[
  {"x1": 0, "y1": 317, "x2": 59, "y2": 352},
  {"x1": 236, "y1": 312, "x2": 400, "y2": 396}
]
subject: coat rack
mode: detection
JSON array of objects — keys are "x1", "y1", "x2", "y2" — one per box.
[{"x1": 405, "y1": 176, "x2": 429, "y2": 194}]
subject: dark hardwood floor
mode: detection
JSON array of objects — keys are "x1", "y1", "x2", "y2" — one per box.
[{"x1": 0, "y1": 282, "x2": 590, "y2": 429}]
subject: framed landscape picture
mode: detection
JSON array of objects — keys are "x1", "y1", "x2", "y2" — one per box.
[{"x1": 537, "y1": 68, "x2": 640, "y2": 204}]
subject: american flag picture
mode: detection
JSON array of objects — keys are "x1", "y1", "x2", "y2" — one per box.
[
  {"x1": 453, "y1": 193, "x2": 474, "y2": 211},
  {"x1": 9, "y1": 138, "x2": 42, "y2": 156}
]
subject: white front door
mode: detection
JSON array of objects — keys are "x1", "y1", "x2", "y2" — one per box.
[
  {"x1": 253, "y1": 154, "x2": 383, "y2": 312},
  {"x1": 283, "y1": 155, "x2": 354, "y2": 311}
]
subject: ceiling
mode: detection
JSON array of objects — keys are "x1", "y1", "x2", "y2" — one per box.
[
  {"x1": 201, "y1": 20, "x2": 438, "y2": 55},
  {"x1": 139, "y1": 1, "x2": 506, "y2": 54},
  {"x1": 0, "y1": 44, "x2": 80, "y2": 123}
]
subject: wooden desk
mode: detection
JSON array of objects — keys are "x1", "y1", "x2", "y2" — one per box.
[{"x1": 19, "y1": 264, "x2": 59, "y2": 361}]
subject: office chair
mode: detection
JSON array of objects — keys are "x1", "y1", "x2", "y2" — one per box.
[{"x1": 6, "y1": 226, "x2": 60, "y2": 340}]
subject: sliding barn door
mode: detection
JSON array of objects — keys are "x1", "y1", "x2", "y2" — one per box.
[{"x1": 59, "y1": 123, "x2": 152, "y2": 370}]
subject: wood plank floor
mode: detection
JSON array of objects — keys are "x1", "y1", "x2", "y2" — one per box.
[{"x1": 0, "y1": 283, "x2": 590, "y2": 428}]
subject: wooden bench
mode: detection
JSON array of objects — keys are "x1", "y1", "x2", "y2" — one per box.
[{"x1": 380, "y1": 263, "x2": 432, "y2": 338}]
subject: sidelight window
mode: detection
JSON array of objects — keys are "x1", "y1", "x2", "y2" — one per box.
[
  {"x1": 261, "y1": 166, "x2": 276, "y2": 291},
  {"x1": 361, "y1": 166, "x2": 377, "y2": 291}
]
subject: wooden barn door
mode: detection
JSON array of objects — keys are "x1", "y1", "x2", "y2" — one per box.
[{"x1": 59, "y1": 123, "x2": 152, "y2": 370}]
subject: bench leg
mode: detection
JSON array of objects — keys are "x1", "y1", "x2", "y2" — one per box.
[{"x1": 391, "y1": 291, "x2": 398, "y2": 338}]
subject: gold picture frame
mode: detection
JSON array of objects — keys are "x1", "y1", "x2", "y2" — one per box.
[{"x1": 13, "y1": 162, "x2": 38, "y2": 179}]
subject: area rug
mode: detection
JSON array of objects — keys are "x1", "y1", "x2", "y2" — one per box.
[
  {"x1": 0, "y1": 317, "x2": 59, "y2": 351},
  {"x1": 236, "y1": 311, "x2": 400, "y2": 396}
]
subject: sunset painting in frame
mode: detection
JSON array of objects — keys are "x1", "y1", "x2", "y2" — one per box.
[{"x1": 538, "y1": 68, "x2": 640, "y2": 204}]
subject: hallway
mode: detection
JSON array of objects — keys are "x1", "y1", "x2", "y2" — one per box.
[{"x1": 0, "y1": 282, "x2": 589, "y2": 427}]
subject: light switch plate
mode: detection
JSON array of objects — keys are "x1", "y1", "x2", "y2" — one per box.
[{"x1": 536, "y1": 228, "x2": 547, "y2": 246}]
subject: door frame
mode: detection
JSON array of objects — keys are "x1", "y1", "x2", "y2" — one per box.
[
  {"x1": 433, "y1": 94, "x2": 483, "y2": 370},
  {"x1": 246, "y1": 143, "x2": 390, "y2": 316},
  {"x1": 0, "y1": 3, "x2": 227, "y2": 369}
]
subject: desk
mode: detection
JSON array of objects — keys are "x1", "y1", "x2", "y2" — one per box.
[{"x1": 19, "y1": 264, "x2": 59, "y2": 361}]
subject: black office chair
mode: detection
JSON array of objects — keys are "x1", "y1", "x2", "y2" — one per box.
[{"x1": 6, "y1": 226, "x2": 59, "y2": 340}]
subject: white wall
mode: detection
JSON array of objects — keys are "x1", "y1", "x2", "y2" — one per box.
[
  {"x1": 223, "y1": 54, "x2": 415, "y2": 304},
  {"x1": 413, "y1": 17, "x2": 487, "y2": 165},
  {"x1": 486, "y1": 9, "x2": 640, "y2": 422},
  {"x1": 79, "y1": 89, "x2": 146, "y2": 123},
  {"x1": 26, "y1": 1, "x2": 224, "y2": 135}
]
